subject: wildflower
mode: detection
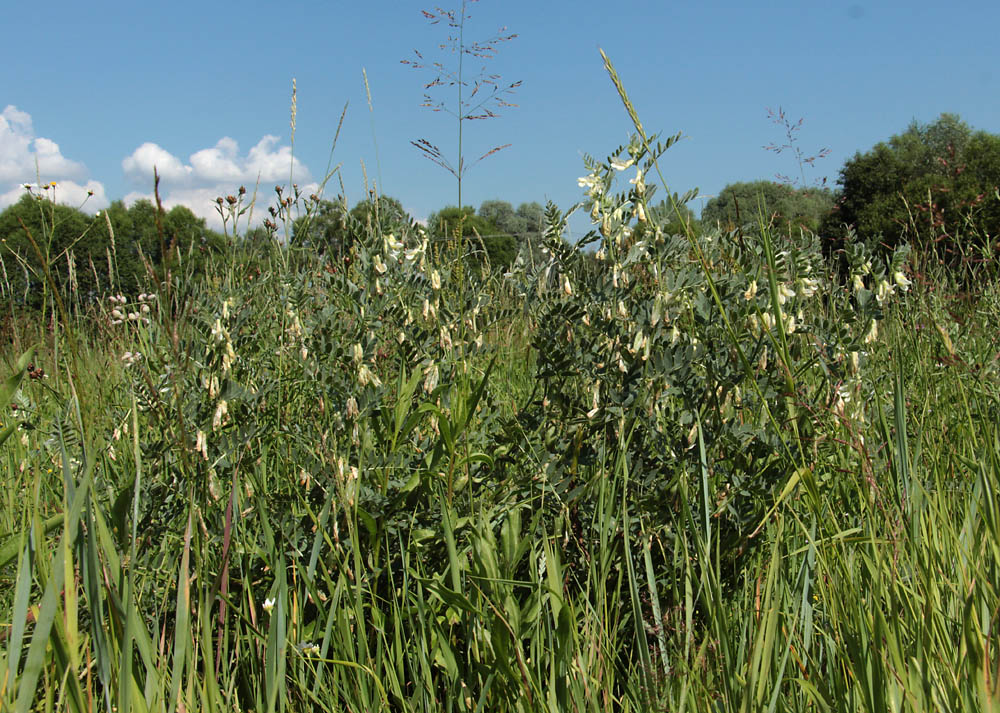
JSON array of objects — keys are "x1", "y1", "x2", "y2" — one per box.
[
  {"x1": 629, "y1": 167, "x2": 645, "y2": 194},
  {"x1": 743, "y1": 280, "x2": 758, "y2": 301},
  {"x1": 439, "y1": 326, "x2": 453, "y2": 352},
  {"x1": 864, "y1": 319, "x2": 878, "y2": 344},
  {"x1": 213, "y1": 400, "x2": 229, "y2": 430},
  {"x1": 852, "y1": 273, "x2": 865, "y2": 293},
  {"x1": 431, "y1": 270, "x2": 442, "y2": 290},
  {"x1": 893, "y1": 270, "x2": 911, "y2": 291},
  {"x1": 586, "y1": 383, "x2": 600, "y2": 419},
  {"x1": 561, "y1": 274, "x2": 573, "y2": 296},
  {"x1": 577, "y1": 173, "x2": 601, "y2": 196},
  {"x1": 875, "y1": 279, "x2": 892, "y2": 305},
  {"x1": 263, "y1": 597, "x2": 275, "y2": 613},
  {"x1": 610, "y1": 156, "x2": 635, "y2": 171},
  {"x1": 352, "y1": 343, "x2": 364, "y2": 363},
  {"x1": 345, "y1": 396, "x2": 359, "y2": 420},
  {"x1": 423, "y1": 362, "x2": 439, "y2": 394},
  {"x1": 384, "y1": 233, "x2": 403, "y2": 253},
  {"x1": 798, "y1": 276, "x2": 820, "y2": 298},
  {"x1": 373, "y1": 255, "x2": 387, "y2": 274},
  {"x1": 298, "y1": 642, "x2": 320, "y2": 656},
  {"x1": 777, "y1": 284, "x2": 795, "y2": 305},
  {"x1": 111, "y1": 309, "x2": 125, "y2": 320},
  {"x1": 195, "y1": 430, "x2": 208, "y2": 460},
  {"x1": 635, "y1": 201, "x2": 646, "y2": 222},
  {"x1": 358, "y1": 364, "x2": 382, "y2": 388}
]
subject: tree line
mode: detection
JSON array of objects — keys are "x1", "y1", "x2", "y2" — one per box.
[{"x1": 3, "y1": 112, "x2": 998, "y2": 313}]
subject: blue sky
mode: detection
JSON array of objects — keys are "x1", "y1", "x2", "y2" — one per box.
[{"x1": 2, "y1": 0, "x2": 998, "y2": 237}]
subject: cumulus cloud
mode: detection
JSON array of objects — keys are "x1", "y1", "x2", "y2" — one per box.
[
  {"x1": 0, "y1": 105, "x2": 108, "y2": 212},
  {"x1": 121, "y1": 135, "x2": 314, "y2": 229}
]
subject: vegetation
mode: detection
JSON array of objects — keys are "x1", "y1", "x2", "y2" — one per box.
[
  {"x1": 822, "y1": 113, "x2": 1000, "y2": 273},
  {"x1": 0, "y1": 192, "x2": 224, "y2": 313},
  {"x1": 2, "y1": 48, "x2": 1000, "y2": 713},
  {"x1": 402, "y1": 0, "x2": 520, "y2": 210},
  {"x1": 701, "y1": 179, "x2": 834, "y2": 235}
]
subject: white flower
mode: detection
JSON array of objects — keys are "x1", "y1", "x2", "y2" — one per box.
[
  {"x1": 423, "y1": 362, "x2": 439, "y2": 394},
  {"x1": 609, "y1": 156, "x2": 634, "y2": 171},
  {"x1": 852, "y1": 274, "x2": 865, "y2": 293},
  {"x1": 263, "y1": 597, "x2": 275, "y2": 613},
  {"x1": 798, "y1": 276, "x2": 820, "y2": 298},
  {"x1": 561, "y1": 274, "x2": 573, "y2": 296},
  {"x1": 743, "y1": 280, "x2": 758, "y2": 301},
  {"x1": 431, "y1": 270, "x2": 442, "y2": 291},
  {"x1": 213, "y1": 400, "x2": 229, "y2": 430},
  {"x1": 346, "y1": 396, "x2": 359, "y2": 420},
  {"x1": 864, "y1": 319, "x2": 878, "y2": 344},
  {"x1": 352, "y1": 343, "x2": 363, "y2": 363},
  {"x1": 373, "y1": 255, "x2": 387, "y2": 274},
  {"x1": 629, "y1": 168, "x2": 645, "y2": 194},
  {"x1": 875, "y1": 279, "x2": 893, "y2": 305},
  {"x1": 777, "y1": 284, "x2": 795, "y2": 305},
  {"x1": 358, "y1": 364, "x2": 382, "y2": 388},
  {"x1": 893, "y1": 270, "x2": 911, "y2": 291},
  {"x1": 195, "y1": 430, "x2": 208, "y2": 460},
  {"x1": 385, "y1": 233, "x2": 403, "y2": 252},
  {"x1": 298, "y1": 642, "x2": 320, "y2": 656}
]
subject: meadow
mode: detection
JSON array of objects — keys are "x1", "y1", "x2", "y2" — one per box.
[{"x1": 2, "y1": 70, "x2": 999, "y2": 713}]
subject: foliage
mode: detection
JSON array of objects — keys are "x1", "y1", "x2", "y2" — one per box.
[
  {"x1": 427, "y1": 204, "x2": 517, "y2": 268},
  {"x1": 701, "y1": 179, "x2": 834, "y2": 235},
  {"x1": 823, "y1": 113, "x2": 1000, "y2": 272},
  {"x1": 2, "y1": 54, "x2": 999, "y2": 713},
  {"x1": 0, "y1": 192, "x2": 223, "y2": 313},
  {"x1": 291, "y1": 194, "x2": 419, "y2": 258}
]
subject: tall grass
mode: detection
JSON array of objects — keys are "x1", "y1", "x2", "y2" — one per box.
[{"x1": 2, "y1": 55, "x2": 999, "y2": 712}]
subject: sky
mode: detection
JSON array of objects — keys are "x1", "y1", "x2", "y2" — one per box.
[{"x1": 2, "y1": 0, "x2": 998, "y2": 238}]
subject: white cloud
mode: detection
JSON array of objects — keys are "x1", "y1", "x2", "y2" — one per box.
[
  {"x1": 0, "y1": 105, "x2": 108, "y2": 212},
  {"x1": 121, "y1": 135, "x2": 314, "y2": 230},
  {"x1": 122, "y1": 142, "x2": 192, "y2": 183}
]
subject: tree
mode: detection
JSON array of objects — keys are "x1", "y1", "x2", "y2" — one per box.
[
  {"x1": 0, "y1": 193, "x2": 98, "y2": 307},
  {"x1": 0, "y1": 193, "x2": 224, "y2": 311},
  {"x1": 701, "y1": 180, "x2": 834, "y2": 235},
  {"x1": 292, "y1": 194, "x2": 417, "y2": 258},
  {"x1": 822, "y1": 113, "x2": 1000, "y2": 266},
  {"x1": 427, "y1": 204, "x2": 516, "y2": 268}
]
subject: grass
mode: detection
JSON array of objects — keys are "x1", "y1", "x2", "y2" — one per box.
[{"x1": 1, "y1": 59, "x2": 999, "y2": 713}]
